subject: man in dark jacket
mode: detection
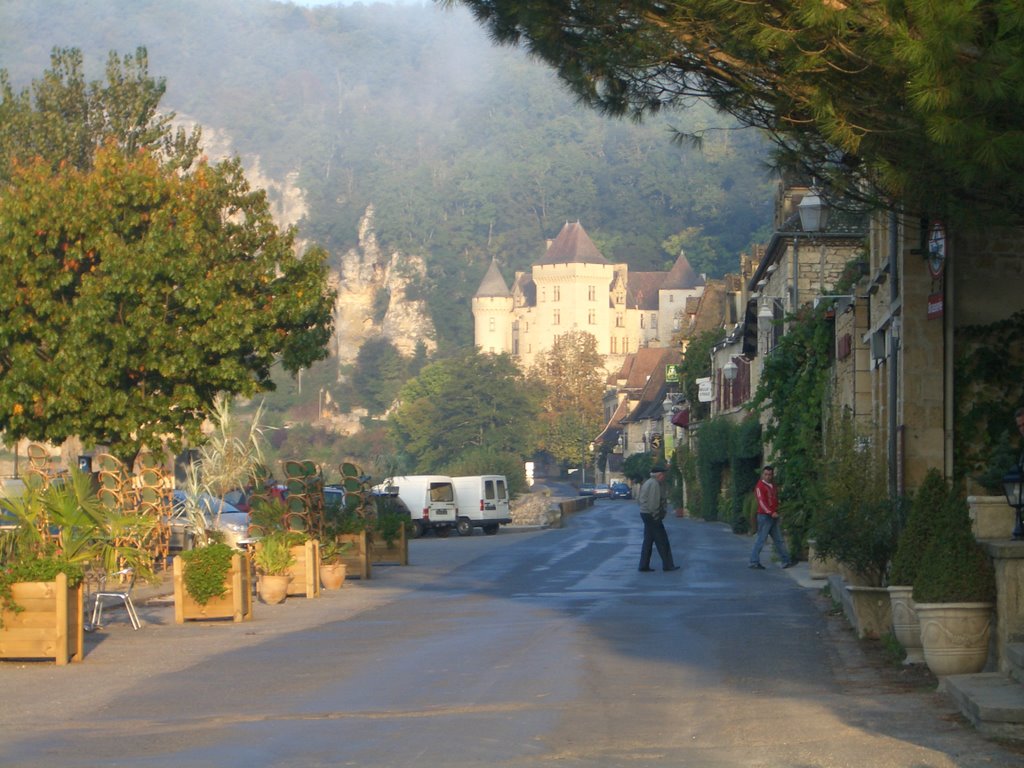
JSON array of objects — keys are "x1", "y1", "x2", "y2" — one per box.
[{"x1": 637, "y1": 465, "x2": 679, "y2": 572}]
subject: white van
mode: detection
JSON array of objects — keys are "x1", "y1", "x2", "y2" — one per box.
[
  {"x1": 452, "y1": 475, "x2": 510, "y2": 536},
  {"x1": 374, "y1": 475, "x2": 457, "y2": 538}
]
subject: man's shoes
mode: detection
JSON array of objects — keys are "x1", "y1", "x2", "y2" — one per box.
[
  {"x1": 749, "y1": 563, "x2": 766, "y2": 570},
  {"x1": 663, "y1": 566, "x2": 680, "y2": 571},
  {"x1": 638, "y1": 567, "x2": 655, "y2": 572},
  {"x1": 782, "y1": 561, "x2": 797, "y2": 569}
]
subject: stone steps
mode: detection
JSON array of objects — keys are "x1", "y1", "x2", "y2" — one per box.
[{"x1": 944, "y1": 641, "x2": 1024, "y2": 742}]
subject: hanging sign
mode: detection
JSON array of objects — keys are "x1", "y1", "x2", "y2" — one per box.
[
  {"x1": 927, "y1": 292, "x2": 944, "y2": 320},
  {"x1": 697, "y1": 377, "x2": 713, "y2": 403},
  {"x1": 927, "y1": 221, "x2": 946, "y2": 279},
  {"x1": 665, "y1": 364, "x2": 681, "y2": 383}
]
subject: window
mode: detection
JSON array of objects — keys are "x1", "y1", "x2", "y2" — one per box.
[
  {"x1": 588, "y1": 309, "x2": 596, "y2": 324},
  {"x1": 640, "y1": 315, "x2": 645, "y2": 329},
  {"x1": 553, "y1": 286, "x2": 560, "y2": 301},
  {"x1": 553, "y1": 309, "x2": 560, "y2": 325},
  {"x1": 488, "y1": 317, "x2": 495, "y2": 332},
  {"x1": 541, "y1": 288, "x2": 546, "y2": 303},
  {"x1": 623, "y1": 337, "x2": 629, "y2": 353},
  {"x1": 651, "y1": 314, "x2": 657, "y2": 329},
  {"x1": 610, "y1": 337, "x2": 618, "y2": 353},
  {"x1": 615, "y1": 313, "x2": 624, "y2": 328},
  {"x1": 588, "y1": 285, "x2": 596, "y2": 301}
]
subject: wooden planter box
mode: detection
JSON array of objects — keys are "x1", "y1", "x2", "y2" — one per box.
[
  {"x1": 286, "y1": 540, "x2": 321, "y2": 598},
  {"x1": 0, "y1": 573, "x2": 84, "y2": 665},
  {"x1": 369, "y1": 525, "x2": 408, "y2": 566},
  {"x1": 173, "y1": 553, "x2": 253, "y2": 623},
  {"x1": 337, "y1": 531, "x2": 371, "y2": 580}
]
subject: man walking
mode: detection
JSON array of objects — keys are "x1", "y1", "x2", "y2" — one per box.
[
  {"x1": 637, "y1": 465, "x2": 679, "y2": 572},
  {"x1": 749, "y1": 465, "x2": 794, "y2": 570}
]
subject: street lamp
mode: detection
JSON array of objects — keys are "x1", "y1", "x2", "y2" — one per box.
[
  {"x1": 1002, "y1": 464, "x2": 1024, "y2": 540},
  {"x1": 790, "y1": 186, "x2": 829, "y2": 308}
]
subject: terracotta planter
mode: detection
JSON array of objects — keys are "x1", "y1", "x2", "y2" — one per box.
[
  {"x1": 285, "y1": 540, "x2": 321, "y2": 598},
  {"x1": 887, "y1": 585, "x2": 923, "y2": 664},
  {"x1": 843, "y1": 585, "x2": 892, "y2": 639},
  {"x1": 173, "y1": 553, "x2": 253, "y2": 623},
  {"x1": 320, "y1": 563, "x2": 347, "y2": 590},
  {"x1": 916, "y1": 602, "x2": 993, "y2": 676},
  {"x1": 0, "y1": 573, "x2": 84, "y2": 665},
  {"x1": 258, "y1": 573, "x2": 291, "y2": 605}
]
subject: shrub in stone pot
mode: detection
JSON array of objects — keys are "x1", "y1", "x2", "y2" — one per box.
[
  {"x1": 813, "y1": 496, "x2": 905, "y2": 639},
  {"x1": 912, "y1": 491, "x2": 996, "y2": 677},
  {"x1": 888, "y1": 469, "x2": 948, "y2": 664}
]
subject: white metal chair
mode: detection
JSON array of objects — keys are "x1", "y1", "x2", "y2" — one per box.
[{"x1": 90, "y1": 568, "x2": 141, "y2": 630}]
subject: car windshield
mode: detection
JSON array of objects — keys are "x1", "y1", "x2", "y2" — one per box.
[{"x1": 172, "y1": 490, "x2": 241, "y2": 518}]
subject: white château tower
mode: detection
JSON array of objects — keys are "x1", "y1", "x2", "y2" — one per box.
[
  {"x1": 472, "y1": 258, "x2": 514, "y2": 354},
  {"x1": 472, "y1": 221, "x2": 704, "y2": 372}
]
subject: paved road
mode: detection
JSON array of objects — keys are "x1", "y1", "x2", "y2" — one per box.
[{"x1": 2, "y1": 500, "x2": 1023, "y2": 767}]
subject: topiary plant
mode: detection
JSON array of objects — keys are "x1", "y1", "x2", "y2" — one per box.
[
  {"x1": 890, "y1": 468, "x2": 947, "y2": 587},
  {"x1": 912, "y1": 491, "x2": 996, "y2": 604}
]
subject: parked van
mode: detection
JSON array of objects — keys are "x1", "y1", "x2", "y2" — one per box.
[
  {"x1": 373, "y1": 475, "x2": 457, "y2": 538},
  {"x1": 451, "y1": 475, "x2": 510, "y2": 536}
]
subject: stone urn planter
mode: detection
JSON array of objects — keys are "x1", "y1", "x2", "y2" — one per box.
[
  {"x1": 843, "y1": 585, "x2": 893, "y2": 639},
  {"x1": 887, "y1": 585, "x2": 923, "y2": 664},
  {"x1": 320, "y1": 563, "x2": 347, "y2": 590},
  {"x1": 916, "y1": 602, "x2": 993, "y2": 676},
  {"x1": 258, "y1": 574, "x2": 291, "y2": 605}
]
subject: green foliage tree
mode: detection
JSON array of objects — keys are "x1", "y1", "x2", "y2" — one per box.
[
  {"x1": 352, "y1": 337, "x2": 410, "y2": 415},
  {"x1": 0, "y1": 52, "x2": 335, "y2": 461},
  {"x1": 531, "y1": 331, "x2": 605, "y2": 468},
  {"x1": 453, "y1": 0, "x2": 1024, "y2": 226},
  {"x1": 389, "y1": 349, "x2": 541, "y2": 472},
  {"x1": 678, "y1": 329, "x2": 721, "y2": 421},
  {"x1": 0, "y1": 47, "x2": 200, "y2": 178},
  {"x1": 444, "y1": 446, "x2": 529, "y2": 498},
  {"x1": 622, "y1": 452, "x2": 653, "y2": 485},
  {"x1": 750, "y1": 305, "x2": 833, "y2": 547}
]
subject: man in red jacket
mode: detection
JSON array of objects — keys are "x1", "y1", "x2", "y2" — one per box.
[{"x1": 749, "y1": 465, "x2": 795, "y2": 570}]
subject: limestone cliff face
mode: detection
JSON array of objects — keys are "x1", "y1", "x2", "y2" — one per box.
[
  {"x1": 179, "y1": 117, "x2": 436, "y2": 390},
  {"x1": 333, "y1": 206, "x2": 437, "y2": 366}
]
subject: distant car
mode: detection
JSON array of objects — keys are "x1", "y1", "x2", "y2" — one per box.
[
  {"x1": 610, "y1": 482, "x2": 632, "y2": 499},
  {"x1": 578, "y1": 483, "x2": 596, "y2": 496},
  {"x1": 323, "y1": 484, "x2": 346, "y2": 512},
  {"x1": 593, "y1": 483, "x2": 612, "y2": 499},
  {"x1": 170, "y1": 490, "x2": 251, "y2": 550}
]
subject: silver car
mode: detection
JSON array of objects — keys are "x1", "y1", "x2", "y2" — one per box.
[{"x1": 170, "y1": 490, "x2": 251, "y2": 550}]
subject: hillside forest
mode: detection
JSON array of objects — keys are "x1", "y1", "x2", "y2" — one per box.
[{"x1": 0, "y1": 0, "x2": 777, "y2": 476}]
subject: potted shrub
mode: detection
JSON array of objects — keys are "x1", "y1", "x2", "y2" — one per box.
[
  {"x1": 888, "y1": 469, "x2": 947, "y2": 664},
  {"x1": 253, "y1": 533, "x2": 295, "y2": 605},
  {"x1": 912, "y1": 490, "x2": 997, "y2": 677},
  {"x1": 1, "y1": 467, "x2": 152, "y2": 662},
  {"x1": 319, "y1": 538, "x2": 350, "y2": 590},
  {"x1": 173, "y1": 542, "x2": 253, "y2": 623}
]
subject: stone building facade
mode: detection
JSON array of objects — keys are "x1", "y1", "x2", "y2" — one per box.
[{"x1": 472, "y1": 221, "x2": 704, "y2": 373}]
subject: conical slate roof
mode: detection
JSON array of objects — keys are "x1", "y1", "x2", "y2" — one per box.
[
  {"x1": 662, "y1": 251, "x2": 704, "y2": 290},
  {"x1": 474, "y1": 258, "x2": 511, "y2": 297},
  {"x1": 536, "y1": 221, "x2": 609, "y2": 266}
]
